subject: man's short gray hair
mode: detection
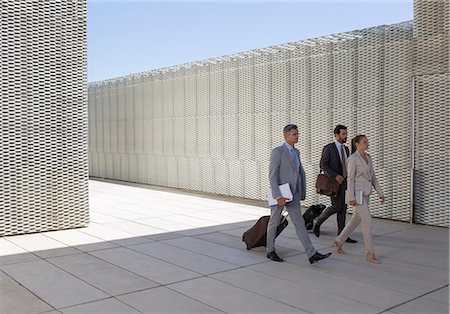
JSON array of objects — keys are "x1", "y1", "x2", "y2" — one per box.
[{"x1": 283, "y1": 124, "x2": 298, "y2": 134}]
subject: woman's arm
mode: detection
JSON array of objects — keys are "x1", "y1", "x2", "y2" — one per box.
[{"x1": 347, "y1": 156, "x2": 357, "y2": 203}]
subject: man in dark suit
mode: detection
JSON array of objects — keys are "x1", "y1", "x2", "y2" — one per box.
[{"x1": 313, "y1": 125, "x2": 357, "y2": 243}]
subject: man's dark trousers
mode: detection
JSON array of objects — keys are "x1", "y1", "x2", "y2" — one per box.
[{"x1": 316, "y1": 181, "x2": 347, "y2": 235}]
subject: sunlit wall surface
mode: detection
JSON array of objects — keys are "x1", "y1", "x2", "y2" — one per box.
[
  {"x1": 0, "y1": 1, "x2": 89, "y2": 236},
  {"x1": 413, "y1": 0, "x2": 449, "y2": 226},
  {"x1": 89, "y1": 0, "x2": 449, "y2": 227}
]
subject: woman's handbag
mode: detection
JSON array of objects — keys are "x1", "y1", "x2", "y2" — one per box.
[{"x1": 315, "y1": 172, "x2": 341, "y2": 198}]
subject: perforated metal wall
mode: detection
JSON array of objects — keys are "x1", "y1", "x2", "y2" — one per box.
[
  {"x1": 413, "y1": 0, "x2": 449, "y2": 227},
  {"x1": 1, "y1": 1, "x2": 89, "y2": 236},
  {"x1": 89, "y1": 1, "x2": 448, "y2": 227}
]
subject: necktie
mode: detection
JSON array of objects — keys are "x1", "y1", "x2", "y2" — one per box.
[
  {"x1": 291, "y1": 149, "x2": 299, "y2": 170},
  {"x1": 340, "y1": 145, "x2": 347, "y2": 178}
]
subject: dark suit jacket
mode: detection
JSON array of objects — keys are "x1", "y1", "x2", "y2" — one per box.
[{"x1": 320, "y1": 142, "x2": 349, "y2": 181}]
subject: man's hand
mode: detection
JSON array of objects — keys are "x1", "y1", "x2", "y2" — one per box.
[
  {"x1": 335, "y1": 175, "x2": 345, "y2": 184},
  {"x1": 277, "y1": 198, "x2": 288, "y2": 206},
  {"x1": 349, "y1": 200, "x2": 357, "y2": 206},
  {"x1": 380, "y1": 196, "x2": 385, "y2": 205}
]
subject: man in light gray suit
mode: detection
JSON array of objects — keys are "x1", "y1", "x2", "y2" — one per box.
[{"x1": 267, "y1": 124, "x2": 332, "y2": 264}]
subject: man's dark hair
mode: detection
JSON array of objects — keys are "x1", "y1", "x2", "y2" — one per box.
[
  {"x1": 334, "y1": 124, "x2": 347, "y2": 135},
  {"x1": 283, "y1": 124, "x2": 298, "y2": 134}
]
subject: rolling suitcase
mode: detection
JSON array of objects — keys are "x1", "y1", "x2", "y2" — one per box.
[
  {"x1": 303, "y1": 204, "x2": 326, "y2": 230},
  {"x1": 242, "y1": 214, "x2": 288, "y2": 250}
]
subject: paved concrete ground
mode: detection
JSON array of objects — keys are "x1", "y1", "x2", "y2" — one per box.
[{"x1": 1, "y1": 179, "x2": 448, "y2": 314}]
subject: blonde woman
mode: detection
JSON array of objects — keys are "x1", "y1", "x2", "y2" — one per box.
[{"x1": 333, "y1": 135, "x2": 385, "y2": 264}]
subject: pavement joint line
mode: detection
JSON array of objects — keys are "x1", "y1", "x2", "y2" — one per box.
[
  {"x1": 205, "y1": 274, "x2": 313, "y2": 313},
  {"x1": 245, "y1": 259, "x2": 417, "y2": 309},
  {"x1": 209, "y1": 266, "x2": 382, "y2": 314},
  {"x1": 0, "y1": 268, "x2": 58, "y2": 313},
  {"x1": 55, "y1": 296, "x2": 144, "y2": 314},
  {"x1": 377, "y1": 284, "x2": 450, "y2": 314}
]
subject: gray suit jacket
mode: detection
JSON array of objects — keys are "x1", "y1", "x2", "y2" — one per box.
[
  {"x1": 347, "y1": 151, "x2": 383, "y2": 200},
  {"x1": 269, "y1": 143, "x2": 307, "y2": 201}
]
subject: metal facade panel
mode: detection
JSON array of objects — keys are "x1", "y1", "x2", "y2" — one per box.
[
  {"x1": 126, "y1": 119, "x2": 135, "y2": 153},
  {"x1": 156, "y1": 156, "x2": 167, "y2": 186},
  {"x1": 271, "y1": 51, "x2": 289, "y2": 113},
  {"x1": 384, "y1": 24, "x2": 414, "y2": 221},
  {"x1": 210, "y1": 115, "x2": 224, "y2": 159},
  {"x1": 271, "y1": 111, "x2": 289, "y2": 149},
  {"x1": 174, "y1": 74, "x2": 185, "y2": 117},
  {"x1": 223, "y1": 114, "x2": 239, "y2": 160},
  {"x1": 254, "y1": 59, "x2": 271, "y2": 114},
  {"x1": 189, "y1": 159, "x2": 201, "y2": 191},
  {"x1": 197, "y1": 116, "x2": 209, "y2": 158},
  {"x1": 201, "y1": 159, "x2": 215, "y2": 193},
  {"x1": 243, "y1": 161, "x2": 259, "y2": 199},
  {"x1": 153, "y1": 118, "x2": 164, "y2": 156},
  {"x1": 117, "y1": 80, "x2": 126, "y2": 121},
  {"x1": 135, "y1": 118, "x2": 144, "y2": 154},
  {"x1": 143, "y1": 77, "x2": 153, "y2": 119},
  {"x1": 239, "y1": 114, "x2": 254, "y2": 161},
  {"x1": 214, "y1": 159, "x2": 228, "y2": 195},
  {"x1": 143, "y1": 119, "x2": 153, "y2": 155},
  {"x1": 332, "y1": 39, "x2": 357, "y2": 132},
  {"x1": 184, "y1": 71, "x2": 197, "y2": 117},
  {"x1": 134, "y1": 77, "x2": 144, "y2": 120},
  {"x1": 105, "y1": 153, "x2": 114, "y2": 179},
  {"x1": 128, "y1": 154, "x2": 138, "y2": 182},
  {"x1": 290, "y1": 45, "x2": 311, "y2": 112},
  {"x1": 163, "y1": 118, "x2": 174, "y2": 157},
  {"x1": 137, "y1": 155, "x2": 147, "y2": 183},
  {"x1": 185, "y1": 116, "x2": 197, "y2": 157},
  {"x1": 1, "y1": 1, "x2": 88, "y2": 236},
  {"x1": 414, "y1": 74, "x2": 450, "y2": 227},
  {"x1": 177, "y1": 157, "x2": 190, "y2": 189},
  {"x1": 197, "y1": 66, "x2": 209, "y2": 116},
  {"x1": 125, "y1": 81, "x2": 134, "y2": 121},
  {"x1": 254, "y1": 113, "x2": 271, "y2": 162},
  {"x1": 228, "y1": 160, "x2": 243, "y2": 197},
  {"x1": 223, "y1": 60, "x2": 238, "y2": 115},
  {"x1": 210, "y1": 63, "x2": 224, "y2": 115},
  {"x1": 146, "y1": 155, "x2": 157, "y2": 185},
  {"x1": 120, "y1": 154, "x2": 130, "y2": 182},
  {"x1": 113, "y1": 154, "x2": 122, "y2": 180},
  {"x1": 174, "y1": 117, "x2": 186, "y2": 157},
  {"x1": 167, "y1": 157, "x2": 178, "y2": 188},
  {"x1": 153, "y1": 75, "x2": 164, "y2": 118},
  {"x1": 258, "y1": 160, "x2": 270, "y2": 200},
  {"x1": 163, "y1": 73, "x2": 174, "y2": 118},
  {"x1": 238, "y1": 58, "x2": 254, "y2": 114}
]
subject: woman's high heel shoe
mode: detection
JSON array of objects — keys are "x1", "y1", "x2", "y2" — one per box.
[
  {"x1": 366, "y1": 251, "x2": 381, "y2": 264},
  {"x1": 333, "y1": 240, "x2": 346, "y2": 254}
]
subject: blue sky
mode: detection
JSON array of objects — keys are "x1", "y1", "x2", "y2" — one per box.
[{"x1": 88, "y1": 1, "x2": 413, "y2": 82}]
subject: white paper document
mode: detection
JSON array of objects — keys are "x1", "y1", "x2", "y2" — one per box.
[
  {"x1": 267, "y1": 183, "x2": 293, "y2": 207},
  {"x1": 345, "y1": 190, "x2": 363, "y2": 205}
]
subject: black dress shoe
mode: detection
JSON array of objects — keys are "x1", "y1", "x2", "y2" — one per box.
[
  {"x1": 345, "y1": 237, "x2": 358, "y2": 243},
  {"x1": 267, "y1": 251, "x2": 284, "y2": 262},
  {"x1": 309, "y1": 251, "x2": 332, "y2": 264},
  {"x1": 313, "y1": 224, "x2": 320, "y2": 237}
]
